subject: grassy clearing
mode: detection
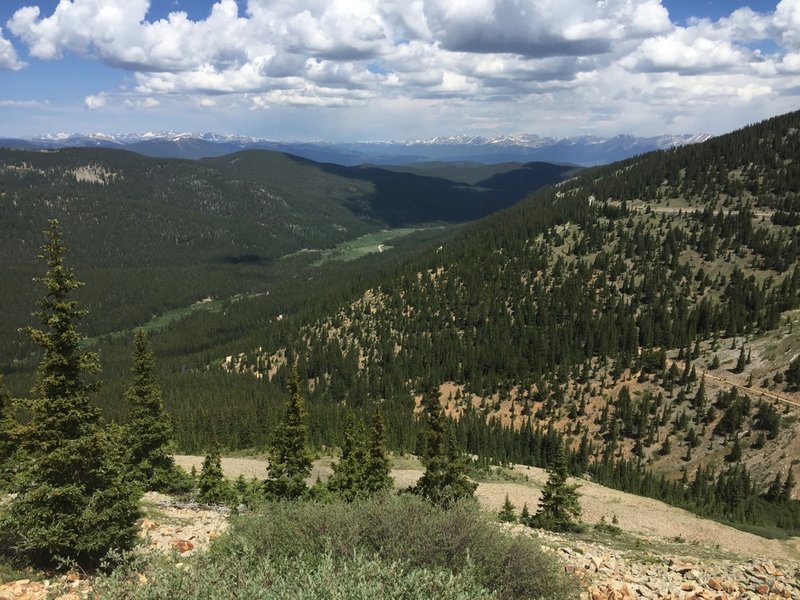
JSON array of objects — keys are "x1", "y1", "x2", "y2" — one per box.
[
  {"x1": 83, "y1": 293, "x2": 264, "y2": 346},
  {"x1": 311, "y1": 228, "x2": 436, "y2": 266},
  {"x1": 95, "y1": 496, "x2": 576, "y2": 600}
]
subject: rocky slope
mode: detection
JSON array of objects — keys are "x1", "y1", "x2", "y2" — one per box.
[{"x1": 2, "y1": 458, "x2": 798, "y2": 600}]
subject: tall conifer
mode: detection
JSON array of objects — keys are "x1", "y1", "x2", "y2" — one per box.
[
  {"x1": 533, "y1": 443, "x2": 582, "y2": 532},
  {"x1": 4, "y1": 220, "x2": 140, "y2": 567},
  {"x1": 124, "y1": 329, "x2": 177, "y2": 491},
  {"x1": 197, "y1": 438, "x2": 232, "y2": 505},
  {"x1": 264, "y1": 367, "x2": 312, "y2": 500},
  {"x1": 327, "y1": 413, "x2": 369, "y2": 502},
  {"x1": 0, "y1": 375, "x2": 17, "y2": 490},
  {"x1": 363, "y1": 408, "x2": 393, "y2": 496},
  {"x1": 413, "y1": 387, "x2": 477, "y2": 508}
]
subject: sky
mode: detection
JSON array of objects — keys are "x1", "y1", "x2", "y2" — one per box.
[{"x1": 0, "y1": 0, "x2": 798, "y2": 141}]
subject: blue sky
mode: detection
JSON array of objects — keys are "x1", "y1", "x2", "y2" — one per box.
[{"x1": 0, "y1": 0, "x2": 798, "y2": 140}]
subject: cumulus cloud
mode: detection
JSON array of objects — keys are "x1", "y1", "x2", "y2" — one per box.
[
  {"x1": 0, "y1": 27, "x2": 25, "y2": 70},
  {"x1": 420, "y1": 0, "x2": 672, "y2": 57},
  {"x1": 8, "y1": 0, "x2": 252, "y2": 71},
  {"x1": 3, "y1": 0, "x2": 800, "y2": 134},
  {"x1": 84, "y1": 94, "x2": 107, "y2": 109},
  {"x1": 620, "y1": 32, "x2": 751, "y2": 74}
]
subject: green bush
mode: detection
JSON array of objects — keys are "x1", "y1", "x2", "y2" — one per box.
[
  {"x1": 210, "y1": 496, "x2": 574, "y2": 600},
  {"x1": 95, "y1": 496, "x2": 576, "y2": 600},
  {"x1": 95, "y1": 550, "x2": 495, "y2": 600}
]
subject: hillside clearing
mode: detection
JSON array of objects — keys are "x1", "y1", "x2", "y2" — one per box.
[{"x1": 172, "y1": 454, "x2": 800, "y2": 562}]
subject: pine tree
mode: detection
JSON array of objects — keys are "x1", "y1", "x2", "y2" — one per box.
[
  {"x1": 0, "y1": 375, "x2": 17, "y2": 491},
  {"x1": 734, "y1": 347, "x2": 747, "y2": 374},
  {"x1": 786, "y1": 357, "x2": 800, "y2": 391},
  {"x1": 781, "y1": 470, "x2": 796, "y2": 502},
  {"x1": 123, "y1": 329, "x2": 180, "y2": 492},
  {"x1": 3, "y1": 220, "x2": 140, "y2": 567},
  {"x1": 498, "y1": 493, "x2": 517, "y2": 523},
  {"x1": 533, "y1": 443, "x2": 582, "y2": 532},
  {"x1": 765, "y1": 472, "x2": 784, "y2": 502},
  {"x1": 264, "y1": 367, "x2": 312, "y2": 500},
  {"x1": 413, "y1": 387, "x2": 477, "y2": 508},
  {"x1": 197, "y1": 439, "x2": 232, "y2": 505},
  {"x1": 727, "y1": 438, "x2": 742, "y2": 462},
  {"x1": 327, "y1": 413, "x2": 369, "y2": 502},
  {"x1": 520, "y1": 503, "x2": 532, "y2": 527},
  {"x1": 363, "y1": 407, "x2": 393, "y2": 496}
]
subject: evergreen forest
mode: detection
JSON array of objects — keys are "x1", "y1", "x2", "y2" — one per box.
[{"x1": 2, "y1": 110, "x2": 800, "y2": 540}]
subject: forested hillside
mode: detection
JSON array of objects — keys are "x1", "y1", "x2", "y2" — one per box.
[
  {"x1": 0, "y1": 148, "x2": 570, "y2": 366},
  {"x1": 3, "y1": 112, "x2": 799, "y2": 535},
  {"x1": 219, "y1": 111, "x2": 800, "y2": 532}
]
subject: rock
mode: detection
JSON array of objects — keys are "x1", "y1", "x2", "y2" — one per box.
[
  {"x1": 669, "y1": 561, "x2": 695, "y2": 574},
  {"x1": 723, "y1": 581, "x2": 739, "y2": 593},
  {"x1": 708, "y1": 578, "x2": 723, "y2": 591},
  {"x1": 171, "y1": 539, "x2": 194, "y2": 553},
  {"x1": 682, "y1": 581, "x2": 697, "y2": 591},
  {"x1": 755, "y1": 583, "x2": 769, "y2": 594},
  {"x1": 140, "y1": 518, "x2": 157, "y2": 530}
]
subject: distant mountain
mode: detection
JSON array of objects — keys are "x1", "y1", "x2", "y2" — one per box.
[{"x1": 0, "y1": 131, "x2": 712, "y2": 166}]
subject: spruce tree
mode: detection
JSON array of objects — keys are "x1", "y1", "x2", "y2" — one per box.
[
  {"x1": 264, "y1": 367, "x2": 312, "y2": 500},
  {"x1": 765, "y1": 473, "x2": 784, "y2": 502},
  {"x1": 734, "y1": 347, "x2": 747, "y2": 374},
  {"x1": 727, "y1": 438, "x2": 742, "y2": 462},
  {"x1": 197, "y1": 439, "x2": 232, "y2": 505},
  {"x1": 781, "y1": 470, "x2": 796, "y2": 502},
  {"x1": 363, "y1": 407, "x2": 393, "y2": 496},
  {"x1": 533, "y1": 443, "x2": 582, "y2": 532},
  {"x1": 3, "y1": 220, "x2": 140, "y2": 567},
  {"x1": 498, "y1": 493, "x2": 517, "y2": 523},
  {"x1": 520, "y1": 503, "x2": 532, "y2": 527},
  {"x1": 412, "y1": 387, "x2": 477, "y2": 508},
  {"x1": 123, "y1": 329, "x2": 178, "y2": 491},
  {"x1": 786, "y1": 357, "x2": 800, "y2": 391},
  {"x1": 327, "y1": 413, "x2": 369, "y2": 502},
  {"x1": 0, "y1": 375, "x2": 17, "y2": 491}
]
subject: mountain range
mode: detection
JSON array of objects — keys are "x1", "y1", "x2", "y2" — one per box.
[{"x1": 0, "y1": 130, "x2": 712, "y2": 166}]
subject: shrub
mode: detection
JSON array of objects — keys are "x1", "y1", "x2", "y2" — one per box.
[
  {"x1": 98, "y1": 496, "x2": 576, "y2": 600},
  {"x1": 95, "y1": 550, "x2": 496, "y2": 600}
]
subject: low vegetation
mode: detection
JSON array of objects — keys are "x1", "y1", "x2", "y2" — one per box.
[{"x1": 95, "y1": 497, "x2": 576, "y2": 600}]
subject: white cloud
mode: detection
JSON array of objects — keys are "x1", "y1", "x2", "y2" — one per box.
[
  {"x1": 773, "y1": 0, "x2": 800, "y2": 50},
  {"x1": 420, "y1": 0, "x2": 672, "y2": 57},
  {"x1": 0, "y1": 27, "x2": 25, "y2": 70},
  {"x1": 621, "y1": 32, "x2": 750, "y2": 74},
  {"x1": 0, "y1": 99, "x2": 47, "y2": 107},
  {"x1": 3, "y1": 0, "x2": 800, "y2": 138},
  {"x1": 84, "y1": 94, "x2": 107, "y2": 109}
]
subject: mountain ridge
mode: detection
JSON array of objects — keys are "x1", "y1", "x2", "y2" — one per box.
[{"x1": 0, "y1": 130, "x2": 712, "y2": 166}]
